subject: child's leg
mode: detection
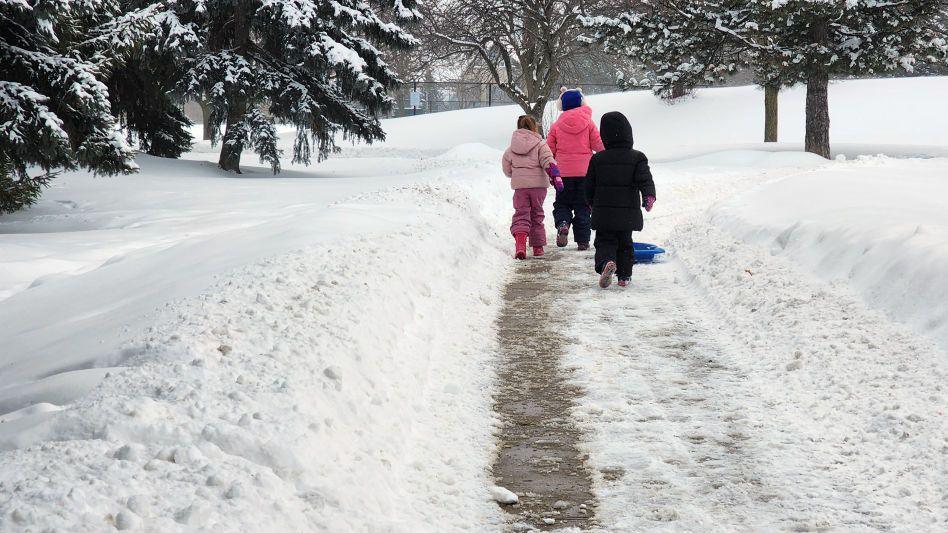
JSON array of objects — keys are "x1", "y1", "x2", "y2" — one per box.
[
  {"x1": 510, "y1": 190, "x2": 531, "y2": 237},
  {"x1": 552, "y1": 179, "x2": 574, "y2": 231},
  {"x1": 616, "y1": 232, "x2": 634, "y2": 278},
  {"x1": 528, "y1": 188, "x2": 547, "y2": 247},
  {"x1": 571, "y1": 177, "x2": 592, "y2": 244},
  {"x1": 593, "y1": 231, "x2": 618, "y2": 274}
]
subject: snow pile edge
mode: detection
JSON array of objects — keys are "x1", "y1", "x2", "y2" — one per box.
[{"x1": 0, "y1": 181, "x2": 509, "y2": 532}]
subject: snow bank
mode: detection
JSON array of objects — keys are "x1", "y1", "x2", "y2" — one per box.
[
  {"x1": 714, "y1": 155, "x2": 948, "y2": 354},
  {"x1": 0, "y1": 178, "x2": 510, "y2": 531},
  {"x1": 0, "y1": 153, "x2": 481, "y2": 424},
  {"x1": 370, "y1": 77, "x2": 948, "y2": 158},
  {"x1": 666, "y1": 217, "x2": 948, "y2": 531},
  {"x1": 558, "y1": 155, "x2": 948, "y2": 530}
]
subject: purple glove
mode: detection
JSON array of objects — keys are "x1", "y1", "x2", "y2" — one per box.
[
  {"x1": 643, "y1": 195, "x2": 656, "y2": 212},
  {"x1": 546, "y1": 164, "x2": 564, "y2": 191}
]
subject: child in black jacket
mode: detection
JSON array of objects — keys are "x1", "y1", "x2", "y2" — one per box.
[{"x1": 585, "y1": 111, "x2": 657, "y2": 288}]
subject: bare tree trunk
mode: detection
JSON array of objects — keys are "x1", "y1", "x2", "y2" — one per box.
[
  {"x1": 764, "y1": 85, "x2": 779, "y2": 142},
  {"x1": 529, "y1": 101, "x2": 547, "y2": 134},
  {"x1": 670, "y1": 81, "x2": 686, "y2": 99},
  {"x1": 804, "y1": 19, "x2": 831, "y2": 158},
  {"x1": 199, "y1": 98, "x2": 212, "y2": 141},
  {"x1": 219, "y1": 98, "x2": 247, "y2": 173},
  {"x1": 805, "y1": 72, "x2": 830, "y2": 158},
  {"x1": 218, "y1": 0, "x2": 250, "y2": 172}
]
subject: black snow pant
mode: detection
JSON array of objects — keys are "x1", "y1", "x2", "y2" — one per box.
[
  {"x1": 553, "y1": 176, "x2": 591, "y2": 245},
  {"x1": 594, "y1": 230, "x2": 635, "y2": 279}
]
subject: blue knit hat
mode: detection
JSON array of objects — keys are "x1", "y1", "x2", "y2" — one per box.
[{"x1": 560, "y1": 89, "x2": 583, "y2": 111}]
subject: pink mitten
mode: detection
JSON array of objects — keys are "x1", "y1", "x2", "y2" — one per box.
[{"x1": 643, "y1": 195, "x2": 656, "y2": 212}]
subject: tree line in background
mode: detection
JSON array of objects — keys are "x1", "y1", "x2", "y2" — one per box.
[
  {"x1": 583, "y1": 0, "x2": 948, "y2": 158},
  {"x1": 2, "y1": 1, "x2": 947, "y2": 213},
  {"x1": 422, "y1": 0, "x2": 947, "y2": 157}
]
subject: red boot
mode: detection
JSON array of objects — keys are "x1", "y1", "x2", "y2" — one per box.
[
  {"x1": 514, "y1": 233, "x2": 527, "y2": 260},
  {"x1": 532, "y1": 246, "x2": 544, "y2": 257}
]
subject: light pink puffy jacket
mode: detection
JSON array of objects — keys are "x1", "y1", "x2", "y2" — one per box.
[
  {"x1": 501, "y1": 129, "x2": 557, "y2": 190},
  {"x1": 547, "y1": 105, "x2": 605, "y2": 177}
]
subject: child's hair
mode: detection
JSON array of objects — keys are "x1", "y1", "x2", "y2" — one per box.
[{"x1": 517, "y1": 115, "x2": 540, "y2": 134}]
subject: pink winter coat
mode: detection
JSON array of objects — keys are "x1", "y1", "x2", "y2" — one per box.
[
  {"x1": 547, "y1": 105, "x2": 605, "y2": 177},
  {"x1": 501, "y1": 129, "x2": 557, "y2": 190}
]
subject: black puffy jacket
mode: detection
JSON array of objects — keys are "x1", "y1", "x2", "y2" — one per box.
[{"x1": 585, "y1": 112, "x2": 656, "y2": 232}]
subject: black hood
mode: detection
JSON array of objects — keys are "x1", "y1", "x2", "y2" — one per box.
[{"x1": 600, "y1": 111, "x2": 634, "y2": 149}]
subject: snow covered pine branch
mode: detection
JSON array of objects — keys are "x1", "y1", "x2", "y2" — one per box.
[
  {"x1": 581, "y1": 0, "x2": 948, "y2": 158},
  {"x1": 0, "y1": 0, "x2": 141, "y2": 213},
  {"x1": 175, "y1": 0, "x2": 420, "y2": 173}
]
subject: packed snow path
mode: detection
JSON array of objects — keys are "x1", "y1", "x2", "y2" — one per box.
[
  {"x1": 490, "y1": 153, "x2": 947, "y2": 531},
  {"x1": 492, "y1": 244, "x2": 773, "y2": 531},
  {"x1": 498, "y1": 236, "x2": 946, "y2": 531},
  {"x1": 492, "y1": 254, "x2": 599, "y2": 530},
  {"x1": 549, "y1": 247, "x2": 781, "y2": 529}
]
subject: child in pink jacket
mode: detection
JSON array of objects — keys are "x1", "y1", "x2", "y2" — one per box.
[
  {"x1": 501, "y1": 115, "x2": 563, "y2": 259},
  {"x1": 547, "y1": 87, "x2": 605, "y2": 251}
]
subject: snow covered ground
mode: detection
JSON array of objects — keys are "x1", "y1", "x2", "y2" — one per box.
[
  {"x1": 376, "y1": 76, "x2": 948, "y2": 159},
  {"x1": 560, "y1": 151, "x2": 948, "y2": 531},
  {"x1": 2, "y1": 76, "x2": 947, "y2": 531},
  {"x1": 1, "y1": 149, "x2": 513, "y2": 531},
  {"x1": 713, "y1": 155, "x2": 948, "y2": 353}
]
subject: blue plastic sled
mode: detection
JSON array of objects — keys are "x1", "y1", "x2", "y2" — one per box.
[{"x1": 634, "y1": 242, "x2": 666, "y2": 263}]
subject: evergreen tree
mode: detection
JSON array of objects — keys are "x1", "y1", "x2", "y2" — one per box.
[
  {"x1": 742, "y1": 1, "x2": 948, "y2": 158},
  {"x1": 174, "y1": 0, "x2": 420, "y2": 173},
  {"x1": 583, "y1": 1, "x2": 795, "y2": 141},
  {"x1": 585, "y1": 1, "x2": 948, "y2": 157},
  {"x1": 105, "y1": 2, "x2": 200, "y2": 158},
  {"x1": 0, "y1": 0, "x2": 144, "y2": 213},
  {"x1": 582, "y1": 1, "x2": 748, "y2": 99}
]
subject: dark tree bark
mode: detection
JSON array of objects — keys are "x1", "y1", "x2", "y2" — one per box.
[
  {"x1": 219, "y1": 97, "x2": 247, "y2": 172},
  {"x1": 199, "y1": 98, "x2": 212, "y2": 141},
  {"x1": 764, "y1": 84, "x2": 779, "y2": 142},
  {"x1": 670, "y1": 81, "x2": 686, "y2": 99},
  {"x1": 217, "y1": 0, "x2": 251, "y2": 172},
  {"x1": 804, "y1": 18, "x2": 831, "y2": 158},
  {"x1": 805, "y1": 71, "x2": 830, "y2": 158}
]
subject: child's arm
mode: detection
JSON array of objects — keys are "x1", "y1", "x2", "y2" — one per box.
[
  {"x1": 635, "y1": 155, "x2": 656, "y2": 211},
  {"x1": 538, "y1": 141, "x2": 557, "y2": 170},
  {"x1": 538, "y1": 142, "x2": 563, "y2": 191},
  {"x1": 501, "y1": 149, "x2": 513, "y2": 178},
  {"x1": 589, "y1": 121, "x2": 605, "y2": 152}
]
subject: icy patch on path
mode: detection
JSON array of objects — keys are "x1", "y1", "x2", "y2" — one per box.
[{"x1": 0, "y1": 182, "x2": 509, "y2": 532}]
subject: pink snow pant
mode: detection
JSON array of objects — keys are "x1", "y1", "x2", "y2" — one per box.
[{"x1": 510, "y1": 188, "x2": 548, "y2": 246}]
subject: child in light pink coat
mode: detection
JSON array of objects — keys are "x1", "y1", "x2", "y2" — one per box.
[{"x1": 501, "y1": 115, "x2": 563, "y2": 259}]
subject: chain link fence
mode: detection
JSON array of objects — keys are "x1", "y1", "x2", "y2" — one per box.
[{"x1": 387, "y1": 81, "x2": 635, "y2": 118}]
